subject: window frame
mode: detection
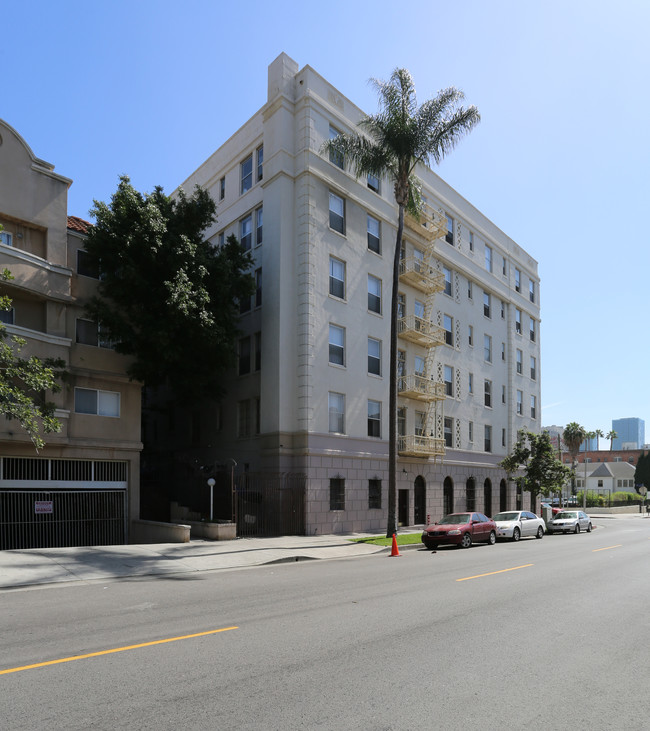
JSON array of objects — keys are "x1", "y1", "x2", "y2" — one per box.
[
  {"x1": 329, "y1": 324, "x2": 345, "y2": 366},
  {"x1": 240, "y1": 214, "x2": 252, "y2": 252},
  {"x1": 367, "y1": 213, "x2": 380, "y2": 254},
  {"x1": 329, "y1": 192, "x2": 345, "y2": 235},
  {"x1": 328, "y1": 392, "x2": 345, "y2": 434},
  {"x1": 240, "y1": 154, "x2": 253, "y2": 194},
  {"x1": 368, "y1": 336, "x2": 381, "y2": 376},
  {"x1": 367, "y1": 274, "x2": 382, "y2": 314},
  {"x1": 256, "y1": 144, "x2": 264, "y2": 182},
  {"x1": 367, "y1": 399, "x2": 381, "y2": 438},
  {"x1": 329, "y1": 256, "x2": 346, "y2": 299},
  {"x1": 74, "y1": 387, "x2": 120, "y2": 418}
]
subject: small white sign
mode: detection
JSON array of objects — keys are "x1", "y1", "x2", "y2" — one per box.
[{"x1": 35, "y1": 500, "x2": 53, "y2": 515}]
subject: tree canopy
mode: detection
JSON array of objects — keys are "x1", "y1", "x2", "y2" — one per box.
[
  {"x1": 84, "y1": 176, "x2": 254, "y2": 402},
  {"x1": 500, "y1": 430, "x2": 573, "y2": 500},
  {"x1": 1, "y1": 268, "x2": 65, "y2": 449},
  {"x1": 323, "y1": 69, "x2": 480, "y2": 536},
  {"x1": 634, "y1": 451, "x2": 650, "y2": 493}
]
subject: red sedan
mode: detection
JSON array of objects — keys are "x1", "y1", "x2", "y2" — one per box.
[{"x1": 421, "y1": 512, "x2": 497, "y2": 550}]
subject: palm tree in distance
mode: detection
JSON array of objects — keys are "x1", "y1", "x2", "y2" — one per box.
[
  {"x1": 594, "y1": 428, "x2": 604, "y2": 451},
  {"x1": 606, "y1": 430, "x2": 618, "y2": 451},
  {"x1": 324, "y1": 69, "x2": 480, "y2": 537},
  {"x1": 563, "y1": 422, "x2": 586, "y2": 506}
]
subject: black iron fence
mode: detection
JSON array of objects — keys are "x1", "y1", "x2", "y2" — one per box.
[{"x1": 234, "y1": 473, "x2": 306, "y2": 537}]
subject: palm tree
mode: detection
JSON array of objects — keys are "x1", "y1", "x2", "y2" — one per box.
[
  {"x1": 606, "y1": 430, "x2": 618, "y2": 451},
  {"x1": 586, "y1": 430, "x2": 596, "y2": 452},
  {"x1": 324, "y1": 70, "x2": 480, "y2": 536},
  {"x1": 594, "y1": 428, "x2": 604, "y2": 450},
  {"x1": 563, "y1": 422, "x2": 586, "y2": 506}
]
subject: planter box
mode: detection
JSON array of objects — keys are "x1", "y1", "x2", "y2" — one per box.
[{"x1": 189, "y1": 521, "x2": 237, "y2": 541}]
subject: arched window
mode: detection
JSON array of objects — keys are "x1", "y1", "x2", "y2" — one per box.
[
  {"x1": 414, "y1": 476, "x2": 426, "y2": 524},
  {"x1": 484, "y1": 479, "x2": 492, "y2": 516},
  {"x1": 466, "y1": 477, "x2": 476, "y2": 511},
  {"x1": 443, "y1": 477, "x2": 454, "y2": 515}
]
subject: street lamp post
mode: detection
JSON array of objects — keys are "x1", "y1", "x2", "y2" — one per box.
[{"x1": 207, "y1": 477, "x2": 216, "y2": 521}]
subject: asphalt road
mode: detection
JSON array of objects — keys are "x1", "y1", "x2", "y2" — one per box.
[{"x1": 2, "y1": 520, "x2": 649, "y2": 730}]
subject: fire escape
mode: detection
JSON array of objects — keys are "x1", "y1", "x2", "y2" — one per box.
[{"x1": 397, "y1": 203, "x2": 447, "y2": 460}]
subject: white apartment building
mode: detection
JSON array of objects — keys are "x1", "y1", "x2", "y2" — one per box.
[{"x1": 171, "y1": 53, "x2": 541, "y2": 534}]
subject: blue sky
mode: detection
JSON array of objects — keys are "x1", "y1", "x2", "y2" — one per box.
[{"x1": 3, "y1": 0, "x2": 649, "y2": 442}]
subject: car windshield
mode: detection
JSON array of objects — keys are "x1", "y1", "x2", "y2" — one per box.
[
  {"x1": 494, "y1": 512, "x2": 518, "y2": 521},
  {"x1": 439, "y1": 514, "x2": 471, "y2": 524},
  {"x1": 554, "y1": 511, "x2": 577, "y2": 520}
]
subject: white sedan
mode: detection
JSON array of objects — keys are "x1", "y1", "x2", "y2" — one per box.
[
  {"x1": 493, "y1": 510, "x2": 545, "y2": 541},
  {"x1": 547, "y1": 510, "x2": 592, "y2": 534}
]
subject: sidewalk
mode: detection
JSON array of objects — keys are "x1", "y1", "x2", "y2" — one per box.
[{"x1": 0, "y1": 533, "x2": 392, "y2": 590}]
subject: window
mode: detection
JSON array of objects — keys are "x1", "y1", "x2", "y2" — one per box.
[
  {"x1": 219, "y1": 176, "x2": 225, "y2": 200},
  {"x1": 502, "y1": 428, "x2": 506, "y2": 447},
  {"x1": 77, "y1": 250, "x2": 99, "y2": 279},
  {"x1": 368, "y1": 400, "x2": 381, "y2": 437},
  {"x1": 443, "y1": 267, "x2": 452, "y2": 296},
  {"x1": 444, "y1": 314, "x2": 453, "y2": 345},
  {"x1": 256, "y1": 145, "x2": 264, "y2": 181},
  {"x1": 329, "y1": 324, "x2": 345, "y2": 366},
  {"x1": 254, "y1": 397, "x2": 261, "y2": 435},
  {"x1": 76, "y1": 319, "x2": 112, "y2": 348},
  {"x1": 367, "y1": 173, "x2": 380, "y2": 193},
  {"x1": 413, "y1": 248, "x2": 424, "y2": 272},
  {"x1": 414, "y1": 355, "x2": 425, "y2": 377},
  {"x1": 485, "y1": 245, "x2": 492, "y2": 272},
  {"x1": 328, "y1": 392, "x2": 345, "y2": 433},
  {"x1": 484, "y1": 334, "x2": 492, "y2": 363},
  {"x1": 502, "y1": 257, "x2": 507, "y2": 276},
  {"x1": 484, "y1": 379, "x2": 492, "y2": 408},
  {"x1": 529, "y1": 317, "x2": 536, "y2": 342},
  {"x1": 530, "y1": 356, "x2": 537, "y2": 380},
  {"x1": 531, "y1": 395, "x2": 537, "y2": 419},
  {"x1": 240, "y1": 214, "x2": 252, "y2": 251},
  {"x1": 469, "y1": 231, "x2": 474, "y2": 252},
  {"x1": 329, "y1": 192, "x2": 345, "y2": 234},
  {"x1": 529, "y1": 279, "x2": 535, "y2": 303},
  {"x1": 367, "y1": 214, "x2": 380, "y2": 253},
  {"x1": 329, "y1": 256, "x2": 345, "y2": 299},
  {"x1": 484, "y1": 425, "x2": 492, "y2": 453},
  {"x1": 468, "y1": 280, "x2": 473, "y2": 299},
  {"x1": 0, "y1": 231, "x2": 13, "y2": 247},
  {"x1": 501, "y1": 342, "x2": 506, "y2": 361},
  {"x1": 238, "y1": 336, "x2": 251, "y2": 375},
  {"x1": 329, "y1": 125, "x2": 344, "y2": 168},
  {"x1": 502, "y1": 384, "x2": 506, "y2": 404},
  {"x1": 368, "y1": 337, "x2": 381, "y2": 375},
  {"x1": 444, "y1": 365, "x2": 453, "y2": 396},
  {"x1": 468, "y1": 421, "x2": 474, "y2": 443},
  {"x1": 240, "y1": 154, "x2": 253, "y2": 194},
  {"x1": 255, "y1": 268, "x2": 262, "y2": 307},
  {"x1": 368, "y1": 274, "x2": 382, "y2": 313},
  {"x1": 468, "y1": 372, "x2": 474, "y2": 394},
  {"x1": 444, "y1": 417, "x2": 453, "y2": 447},
  {"x1": 0, "y1": 307, "x2": 14, "y2": 325},
  {"x1": 254, "y1": 332, "x2": 261, "y2": 371},
  {"x1": 239, "y1": 289, "x2": 251, "y2": 314},
  {"x1": 415, "y1": 411, "x2": 426, "y2": 436},
  {"x1": 468, "y1": 325, "x2": 474, "y2": 347},
  {"x1": 255, "y1": 206, "x2": 263, "y2": 246},
  {"x1": 515, "y1": 308, "x2": 522, "y2": 334},
  {"x1": 368, "y1": 479, "x2": 382, "y2": 509},
  {"x1": 218, "y1": 232, "x2": 225, "y2": 247},
  {"x1": 414, "y1": 299, "x2": 425, "y2": 325},
  {"x1": 446, "y1": 214, "x2": 454, "y2": 245},
  {"x1": 398, "y1": 407, "x2": 406, "y2": 437},
  {"x1": 330, "y1": 478, "x2": 345, "y2": 510},
  {"x1": 483, "y1": 291, "x2": 491, "y2": 318},
  {"x1": 500, "y1": 300, "x2": 505, "y2": 319},
  {"x1": 515, "y1": 268, "x2": 521, "y2": 292},
  {"x1": 516, "y1": 349, "x2": 523, "y2": 374},
  {"x1": 397, "y1": 293, "x2": 405, "y2": 320},
  {"x1": 397, "y1": 350, "x2": 406, "y2": 378},
  {"x1": 75, "y1": 387, "x2": 120, "y2": 417},
  {"x1": 516, "y1": 390, "x2": 523, "y2": 415}
]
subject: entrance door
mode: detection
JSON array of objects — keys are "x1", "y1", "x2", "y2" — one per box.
[
  {"x1": 398, "y1": 489, "x2": 409, "y2": 526},
  {"x1": 414, "y1": 477, "x2": 426, "y2": 524}
]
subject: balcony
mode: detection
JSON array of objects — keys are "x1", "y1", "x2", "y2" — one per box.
[
  {"x1": 397, "y1": 316, "x2": 445, "y2": 347},
  {"x1": 398, "y1": 434, "x2": 446, "y2": 458},
  {"x1": 399, "y1": 258, "x2": 445, "y2": 294},
  {"x1": 405, "y1": 206, "x2": 447, "y2": 242},
  {"x1": 398, "y1": 374, "x2": 446, "y2": 402}
]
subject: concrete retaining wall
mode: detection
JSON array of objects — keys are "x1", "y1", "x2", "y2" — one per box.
[{"x1": 130, "y1": 519, "x2": 191, "y2": 544}]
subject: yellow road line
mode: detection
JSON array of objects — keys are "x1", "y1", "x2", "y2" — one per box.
[
  {"x1": 0, "y1": 626, "x2": 238, "y2": 676},
  {"x1": 592, "y1": 545, "x2": 622, "y2": 552},
  {"x1": 456, "y1": 564, "x2": 533, "y2": 582}
]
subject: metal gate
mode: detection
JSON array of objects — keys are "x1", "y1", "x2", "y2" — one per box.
[
  {"x1": 0, "y1": 490, "x2": 126, "y2": 550},
  {"x1": 235, "y1": 473, "x2": 306, "y2": 537}
]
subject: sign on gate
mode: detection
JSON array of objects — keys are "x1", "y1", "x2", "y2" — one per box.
[{"x1": 34, "y1": 500, "x2": 54, "y2": 514}]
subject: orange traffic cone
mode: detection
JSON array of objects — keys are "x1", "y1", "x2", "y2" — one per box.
[{"x1": 390, "y1": 533, "x2": 400, "y2": 557}]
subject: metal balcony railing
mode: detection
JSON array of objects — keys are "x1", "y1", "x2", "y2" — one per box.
[
  {"x1": 398, "y1": 434, "x2": 446, "y2": 458},
  {"x1": 397, "y1": 316, "x2": 445, "y2": 347},
  {"x1": 398, "y1": 374, "x2": 446, "y2": 402},
  {"x1": 398, "y1": 258, "x2": 445, "y2": 294}
]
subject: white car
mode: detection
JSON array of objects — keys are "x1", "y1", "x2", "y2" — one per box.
[
  {"x1": 492, "y1": 510, "x2": 545, "y2": 541},
  {"x1": 547, "y1": 510, "x2": 592, "y2": 534}
]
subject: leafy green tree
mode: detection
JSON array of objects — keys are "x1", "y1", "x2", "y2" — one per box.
[
  {"x1": 634, "y1": 451, "x2": 650, "y2": 494},
  {"x1": 84, "y1": 176, "x2": 254, "y2": 402},
  {"x1": 606, "y1": 430, "x2": 618, "y2": 451},
  {"x1": 323, "y1": 70, "x2": 480, "y2": 536},
  {"x1": 1, "y1": 268, "x2": 65, "y2": 449},
  {"x1": 500, "y1": 430, "x2": 572, "y2": 504},
  {"x1": 563, "y1": 422, "x2": 586, "y2": 502}
]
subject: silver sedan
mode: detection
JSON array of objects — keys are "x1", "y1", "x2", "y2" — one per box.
[
  {"x1": 547, "y1": 510, "x2": 592, "y2": 534},
  {"x1": 493, "y1": 510, "x2": 545, "y2": 541}
]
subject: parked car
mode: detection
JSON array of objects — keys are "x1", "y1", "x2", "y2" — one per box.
[
  {"x1": 492, "y1": 510, "x2": 545, "y2": 541},
  {"x1": 421, "y1": 512, "x2": 497, "y2": 550},
  {"x1": 547, "y1": 510, "x2": 592, "y2": 534},
  {"x1": 541, "y1": 502, "x2": 562, "y2": 515}
]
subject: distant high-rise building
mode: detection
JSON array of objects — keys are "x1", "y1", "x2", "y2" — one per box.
[{"x1": 612, "y1": 418, "x2": 645, "y2": 450}]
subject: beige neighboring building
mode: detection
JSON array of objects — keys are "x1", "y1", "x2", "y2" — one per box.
[
  {"x1": 154, "y1": 54, "x2": 542, "y2": 535},
  {"x1": 0, "y1": 119, "x2": 142, "y2": 549}
]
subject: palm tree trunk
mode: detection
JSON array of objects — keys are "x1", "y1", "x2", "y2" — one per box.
[{"x1": 386, "y1": 204, "x2": 404, "y2": 537}]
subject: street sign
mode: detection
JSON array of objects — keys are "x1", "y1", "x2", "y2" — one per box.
[
  {"x1": 34, "y1": 500, "x2": 53, "y2": 515},
  {"x1": 638, "y1": 485, "x2": 647, "y2": 497}
]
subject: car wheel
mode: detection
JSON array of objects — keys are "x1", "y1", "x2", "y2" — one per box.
[
  {"x1": 536, "y1": 526, "x2": 544, "y2": 539},
  {"x1": 587, "y1": 523, "x2": 592, "y2": 533},
  {"x1": 512, "y1": 527, "x2": 521, "y2": 542},
  {"x1": 460, "y1": 533, "x2": 472, "y2": 549},
  {"x1": 574, "y1": 524, "x2": 580, "y2": 534},
  {"x1": 488, "y1": 530, "x2": 496, "y2": 545}
]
